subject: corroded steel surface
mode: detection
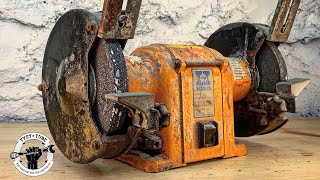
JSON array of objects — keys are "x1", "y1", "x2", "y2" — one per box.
[
  {"x1": 123, "y1": 45, "x2": 184, "y2": 171},
  {"x1": 105, "y1": 92, "x2": 158, "y2": 130},
  {"x1": 268, "y1": 0, "x2": 302, "y2": 42},
  {"x1": 98, "y1": 0, "x2": 142, "y2": 39},
  {"x1": 98, "y1": 0, "x2": 123, "y2": 38},
  {"x1": 233, "y1": 41, "x2": 289, "y2": 137},
  {"x1": 167, "y1": 45, "x2": 225, "y2": 163},
  {"x1": 42, "y1": 10, "x2": 132, "y2": 164},
  {"x1": 41, "y1": 0, "x2": 306, "y2": 172},
  {"x1": 42, "y1": 10, "x2": 100, "y2": 163},
  {"x1": 275, "y1": 78, "x2": 310, "y2": 113},
  {"x1": 95, "y1": 134, "x2": 130, "y2": 158},
  {"x1": 228, "y1": 58, "x2": 252, "y2": 102},
  {"x1": 119, "y1": 44, "x2": 246, "y2": 172},
  {"x1": 234, "y1": 91, "x2": 289, "y2": 137},
  {"x1": 204, "y1": 22, "x2": 290, "y2": 137},
  {"x1": 205, "y1": 23, "x2": 266, "y2": 84}
]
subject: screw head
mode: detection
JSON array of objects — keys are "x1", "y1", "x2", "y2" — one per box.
[
  {"x1": 256, "y1": 31, "x2": 264, "y2": 39},
  {"x1": 38, "y1": 83, "x2": 47, "y2": 92},
  {"x1": 174, "y1": 59, "x2": 181, "y2": 69},
  {"x1": 86, "y1": 21, "x2": 96, "y2": 34},
  {"x1": 118, "y1": 15, "x2": 128, "y2": 27},
  {"x1": 91, "y1": 139, "x2": 101, "y2": 150}
]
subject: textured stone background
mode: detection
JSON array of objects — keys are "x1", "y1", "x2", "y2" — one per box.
[{"x1": 0, "y1": 0, "x2": 319, "y2": 121}]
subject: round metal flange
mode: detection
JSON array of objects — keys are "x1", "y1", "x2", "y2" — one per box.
[{"x1": 204, "y1": 22, "x2": 288, "y2": 137}]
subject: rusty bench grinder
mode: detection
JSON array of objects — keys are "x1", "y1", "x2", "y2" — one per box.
[{"x1": 39, "y1": 0, "x2": 310, "y2": 172}]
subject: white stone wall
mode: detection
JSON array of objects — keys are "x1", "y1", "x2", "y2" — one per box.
[{"x1": 0, "y1": 0, "x2": 319, "y2": 121}]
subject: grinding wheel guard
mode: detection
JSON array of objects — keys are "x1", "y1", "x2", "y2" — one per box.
[
  {"x1": 205, "y1": 22, "x2": 310, "y2": 137},
  {"x1": 41, "y1": 10, "x2": 130, "y2": 163},
  {"x1": 41, "y1": 9, "x2": 101, "y2": 163}
]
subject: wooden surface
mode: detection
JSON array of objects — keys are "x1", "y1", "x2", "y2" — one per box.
[{"x1": 0, "y1": 118, "x2": 319, "y2": 179}]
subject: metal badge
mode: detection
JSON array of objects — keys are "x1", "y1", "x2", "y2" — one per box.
[{"x1": 192, "y1": 69, "x2": 214, "y2": 118}]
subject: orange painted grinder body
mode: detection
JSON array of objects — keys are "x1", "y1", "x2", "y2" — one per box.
[
  {"x1": 118, "y1": 44, "x2": 250, "y2": 172},
  {"x1": 41, "y1": 10, "x2": 309, "y2": 173}
]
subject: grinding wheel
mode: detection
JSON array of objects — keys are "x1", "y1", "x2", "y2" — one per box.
[
  {"x1": 41, "y1": 9, "x2": 128, "y2": 163},
  {"x1": 89, "y1": 38, "x2": 128, "y2": 135}
]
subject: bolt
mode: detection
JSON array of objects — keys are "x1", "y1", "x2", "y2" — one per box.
[
  {"x1": 260, "y1": 116, "x2": 269, "y2": 126},
  {"x1": 86, "y1": 21, "x2": 96, "y2": 34},
  {"x1": 91, "y1": 139, "x2": 101, "y2": 150},
  {"x1": 118, "y1": 15, "x2": 128, "y2": 22},
  {"x1": 38, "y1": 83, "x2": 47, "y2": 92},
  {"x1": 118, "y1": 14, "x2": 128, "y2": 27},
  {"x1": 174, "y1": 59, "x2": 181, "y2": 69},
  {"x1": 256, "y1": 31, "x2": 264, "y2": 39}
]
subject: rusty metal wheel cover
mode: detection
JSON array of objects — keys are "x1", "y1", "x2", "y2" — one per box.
[
  {"x1": 42, "y1": 9, "x2": 130, "y2": 163},
  {"x1": 205, "y1": 22, "x2": 288, "y2": 137},
  {"x1": 42, "y1": 9, "x2": 100, "y2": 163},
  {"x1": 234, "y1": 41, "x2": 288, "y2": 137}
]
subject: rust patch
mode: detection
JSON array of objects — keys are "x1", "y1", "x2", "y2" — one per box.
[{"x1": 98, "y1": 0, "x2": 142, "y2": 39}]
